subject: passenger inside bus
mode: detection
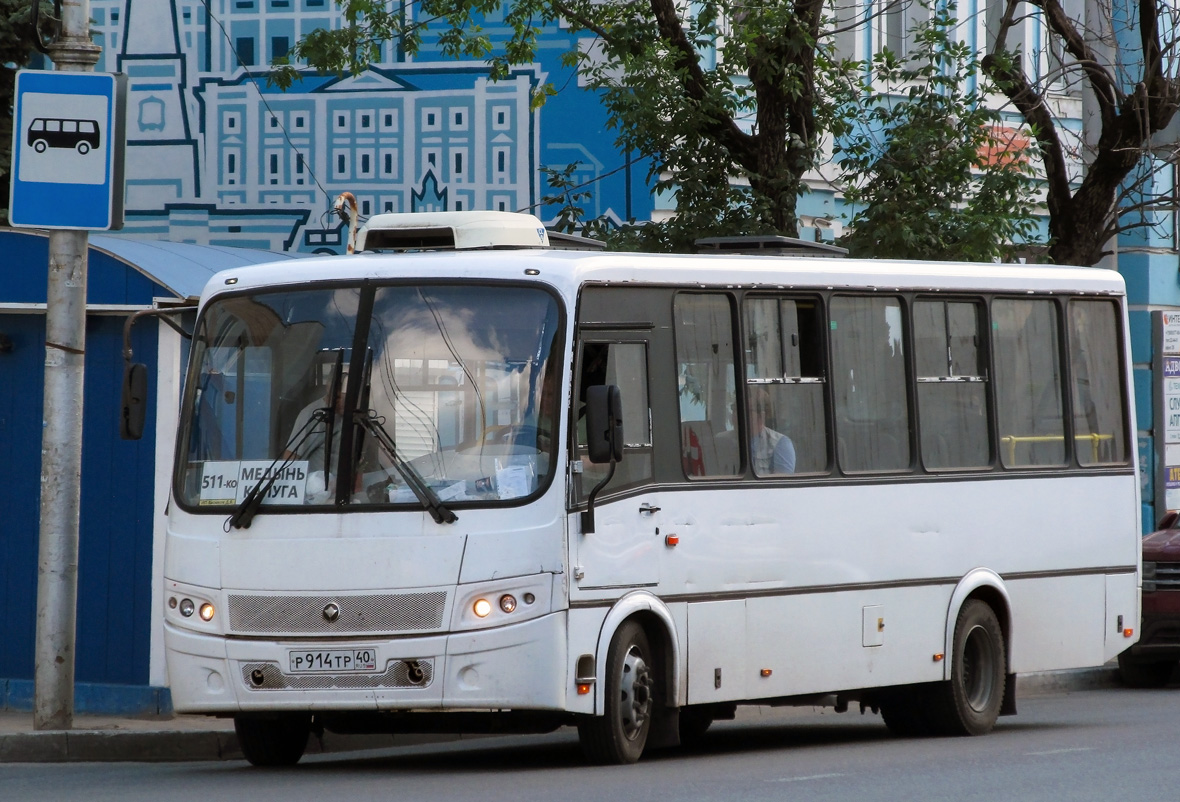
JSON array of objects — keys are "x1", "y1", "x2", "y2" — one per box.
[{"x1": 746, "y1": 387, "x2": 796, "y2": 475}]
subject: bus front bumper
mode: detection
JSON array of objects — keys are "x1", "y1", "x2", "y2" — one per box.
[{"x1": 164, "y1": 610, "x2": 569, "y2": 714}]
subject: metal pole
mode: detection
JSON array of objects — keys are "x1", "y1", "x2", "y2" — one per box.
[{"x1": 34, "y1": 0, "x2": 100, "y2": 732}]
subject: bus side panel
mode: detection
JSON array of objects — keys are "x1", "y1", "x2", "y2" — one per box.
[
  {"x1": 687, "y1": 600, "x2": 748, "y2": 703},
  {"x1": 1006, "y1": 574, "x2": 1106, "y2": 674},
  {"x1": 744, "y1": 586, "x2": 950, "y2": 699}
]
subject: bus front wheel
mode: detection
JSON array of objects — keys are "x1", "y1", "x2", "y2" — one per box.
[
  {"x1": 32, "y1": 139, "x2": 47, "y2": 153},
  {"x1": 234, "y1": 713, "x2": 311, "y2": 766},
  {"x1": 577, "y1": 620, "x2": 654, "y2": 764},
  {"x1": 929, "y1": 599, "x2": 1006, "y2": 736}
]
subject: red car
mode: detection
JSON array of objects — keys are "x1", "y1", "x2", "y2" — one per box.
[{"x1": 1119, "y1": 512, "x2": 1180, "y2": 687}]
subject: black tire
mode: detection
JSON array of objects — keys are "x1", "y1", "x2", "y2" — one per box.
[
  {"x1": 33, "y1": 139, "x2": 47, "y2": 153},
  {"x1": 234, "y1": 713, "x2": 311, "y2": 766},
  {"x1": 927, "y1": 600, "x2": 1006, "y2": 736},
  {"x1": 577, "y1": 620, "x2": 655, "y2": 764},
  {"x1": 1117, "y1": 651, "x2": 1176, "y2": 688},
  {"x1": 677, "y1": 706, "x2": 714, "y2": 746},
  {"x1": 76, "y1": 142, "x2": 90, "y2": 155}
]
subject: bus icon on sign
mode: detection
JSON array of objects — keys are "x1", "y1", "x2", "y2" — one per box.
[{"x1": 27, "y1": 117, "x2": 100, "y2": 155}]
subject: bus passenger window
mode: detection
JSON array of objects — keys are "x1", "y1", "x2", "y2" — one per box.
[
  {"x1": 675, "y1": 294, "x2": 739, "y2": 478},
  {"x1": 573, "y1": 341, "x2": 652, "y2": 500},
  {"x1": 830, "y1": 295, "x2": 911, "y2": 472},
  {"x1": 993, "y1": 298, "x2": 1066, "y2": 467},
  {"x1": 742, "y1": 296, "x2": 828, "y2": 475},
  {"x1": 914, "y1": 300, "x2": 990, "y2": 469},
  {"x1": 1068, "y1": 300, "x2": 1126, "y2": 465}
]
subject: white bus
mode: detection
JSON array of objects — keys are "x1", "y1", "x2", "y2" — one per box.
[{"x1": 150, "y1": 211, "x2": 1140, "y2": 766}]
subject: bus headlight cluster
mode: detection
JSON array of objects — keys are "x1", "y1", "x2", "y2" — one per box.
[
  {"x1": 472, "y1": 594, "x2": 524, "y2": 618},
  {"x1": 460, "y1": 584, "x2": 546, "y2": 630},
  {"x1": 169, "y1": 594, "x2": 216, "y2": 623}
]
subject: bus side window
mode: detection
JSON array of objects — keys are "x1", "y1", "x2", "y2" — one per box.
[
  {"x1": 742, "y1": 296, "x2": 829, "y2": 475},
  {"x1": 993, "y1": 298, "x2": 1066, "y2": 467},
  {"x1": 914, "y1": 299, "x2": 991, "y2": 470},
  {"x1": 1068, "y1": 300, "x2": 1127, "y2": 465},
  {"x1": 831, "y1": 295, "x2": 912, "y2": 472},
  {"x1": 574, "y1": 341, "x2": 652, "y2": 500},
  {"x1": 674, "y1": 293, "x2": 739, "y2": 478}
]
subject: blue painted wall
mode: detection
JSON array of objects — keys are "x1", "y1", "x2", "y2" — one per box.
[{"x1": 0, "y1": 231, "x2": 165, "y2": 688}]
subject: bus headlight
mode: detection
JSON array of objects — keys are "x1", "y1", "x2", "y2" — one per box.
[
  {"x1": 453, "y1": 577, "x2": 552, "y2": 631},
  {"x1": 165, "y1": 582, "x2": 220, "y2": 631}
]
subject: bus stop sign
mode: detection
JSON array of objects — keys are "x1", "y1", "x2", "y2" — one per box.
[{"x1": 8, "y1": 70, "x2": 126, "y2": 230}]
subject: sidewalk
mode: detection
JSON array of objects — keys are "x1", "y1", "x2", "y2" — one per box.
[{"x1": 0, "y1": 664, "x2": 1122, "y2": 763}]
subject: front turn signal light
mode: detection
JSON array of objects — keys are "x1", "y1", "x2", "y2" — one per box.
[
  {"x1": 199, "y1": 602, "x2": 215, "y2": 622},
  {"x1": 473, "y1": 598, "x2": 492, "y2": 618}
]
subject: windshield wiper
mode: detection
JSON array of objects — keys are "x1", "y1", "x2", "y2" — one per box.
[
  {"x1": 320, "y1": 350, "x2": 345, "y2": 488},
  {"x1": 227, "y1": 410, "x2": 328, "y2": 530},
  {"x1": 353, "y1": 409, "x2": 457, "y2": 525}
]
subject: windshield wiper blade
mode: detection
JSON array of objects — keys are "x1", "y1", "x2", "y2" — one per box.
[
  {"x1": 227, "y1": 410, "x2": 327, "y2": 530},
  {"x1": 354, "y1": 409, "x2": 457, "y2": 525},
  {"x1": 321, "y1": 350, "x2": 345, "y2": 488}
]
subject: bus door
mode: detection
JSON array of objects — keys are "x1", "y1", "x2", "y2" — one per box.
[{"x1": 571, "y1": 335, "x2": 660, "y2": 589}]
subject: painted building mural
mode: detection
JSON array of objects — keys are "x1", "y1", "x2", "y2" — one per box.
[{"x1": 86, "y1": 0, "x2": 652, "y2": 253}]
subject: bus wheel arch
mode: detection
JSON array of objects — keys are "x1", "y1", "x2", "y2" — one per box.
[
  {"x1": 944, "y1": 569, "x2": 1012, "y2": 680},
  {"x1": 936, "y1": 571, "x2": 1013, "y2": 734},
  {"x1": 578, "y1": 618, "x2": 655, "y2": 763},
  {"x1": 591, "y1": 592, "x2": 681, "y2": 716}
]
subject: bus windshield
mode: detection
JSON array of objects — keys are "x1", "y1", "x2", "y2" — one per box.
[{"x1": 176, "y1": 282, "x2": 563, "y2": 512}]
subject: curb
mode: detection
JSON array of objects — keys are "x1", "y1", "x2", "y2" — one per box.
[
  {"x1": 0, "y1": 729, "x2": 240, "y2": 763},
  {"x1": 0, "y1": 726, "x2": 470, "y2": 764},
  {"x1": 0, "y1": 666, "x2": 1124, "y2": 763}
]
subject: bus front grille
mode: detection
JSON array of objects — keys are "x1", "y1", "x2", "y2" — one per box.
[{"x1": 227, "y1": 592, "x2": 447, "y2": 634}]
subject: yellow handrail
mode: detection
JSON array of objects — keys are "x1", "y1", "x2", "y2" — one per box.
[{"x1": 999, "y1": 432, "x2": 1113, "y2": 464}]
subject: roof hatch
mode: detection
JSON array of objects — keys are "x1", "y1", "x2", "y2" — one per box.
[{"x1": 357, "y1": 211, "x2": 551, "y2": 252}]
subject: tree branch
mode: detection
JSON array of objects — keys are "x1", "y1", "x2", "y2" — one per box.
[{"x1": 647, "y1": 0, "x2": 756, "y2": 167}]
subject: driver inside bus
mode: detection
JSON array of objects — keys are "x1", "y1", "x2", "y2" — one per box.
[{"x1": 284, "y1": 374, "x2": 347, "y2": 470}]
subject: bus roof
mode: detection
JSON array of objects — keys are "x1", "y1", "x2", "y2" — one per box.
[{"x1": 199, "y1": 248, "x2": 1126, "y2": 307}]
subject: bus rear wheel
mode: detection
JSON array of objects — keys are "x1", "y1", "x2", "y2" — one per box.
[
  {"x1": 234, "y1": 713, "x2": 311, "y2": 766},
  {"x1": 928, "y1": 600, "x2": 1006, "y2": 736},
  {"x1": 577, "y1": 620, "x2": 654, "y2": 764}
]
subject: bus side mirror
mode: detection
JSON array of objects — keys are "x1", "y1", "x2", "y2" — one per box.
[
  {"x1": 585, "y1": 384, "x2": 623, "y2": 464},
  {"x1": 120, "y1": 362, "x2": 148, "y2": 440}
]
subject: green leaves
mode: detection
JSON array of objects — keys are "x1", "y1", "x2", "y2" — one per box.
[
  {"x1": 276, "y1": 0, "x2": 1041, "y2": 257},
  {"x1": 836, "y1": 1, "x2": 1039, "y2": 261}
]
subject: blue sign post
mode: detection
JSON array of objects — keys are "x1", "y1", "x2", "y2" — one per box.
[{"x1": 8, "y1": 70, "x2": 126, "y2": 230}]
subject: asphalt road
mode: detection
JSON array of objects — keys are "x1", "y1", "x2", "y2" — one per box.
[{"x1": 4, "y1": 687, "x2": 1176, "y2": 801}]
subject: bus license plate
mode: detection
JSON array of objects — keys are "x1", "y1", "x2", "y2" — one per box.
[{"x1": 288, "y1": 648, "x2": 378, "y2": 673}]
